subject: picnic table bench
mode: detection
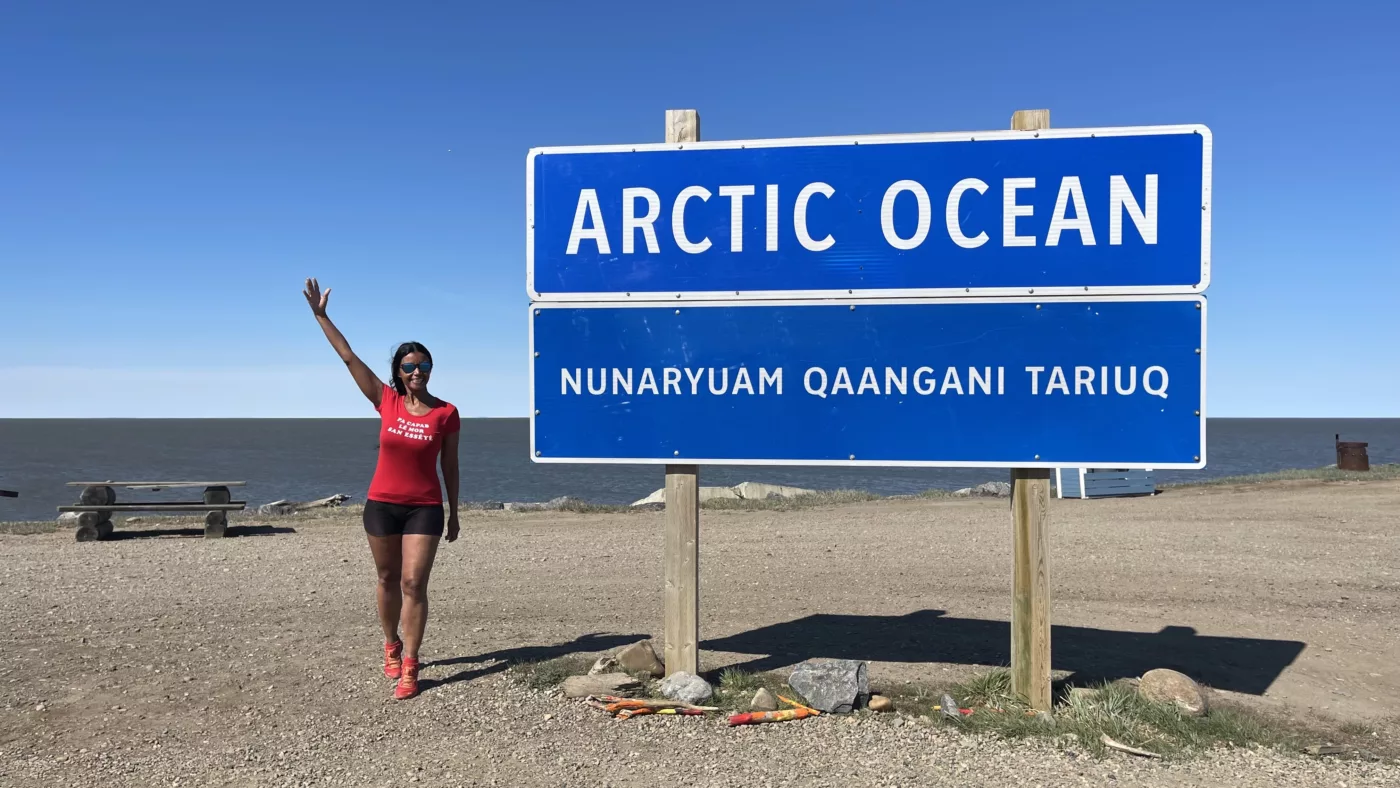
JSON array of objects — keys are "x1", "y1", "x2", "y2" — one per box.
[{"x1": 58, "y1": 481, "x2": 247, "y2": 541}]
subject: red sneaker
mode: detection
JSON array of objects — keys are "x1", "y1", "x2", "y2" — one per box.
[
  {"x1": 394, "y1": 657, "x2": 420, "y2": 700},
  {"x1": 383, "y1": 640, "x2": 403, "y2": 680}
]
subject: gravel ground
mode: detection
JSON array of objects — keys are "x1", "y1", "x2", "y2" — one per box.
[{"x1": 2, "y1": 478, "x2": 1397, "y2": 787}]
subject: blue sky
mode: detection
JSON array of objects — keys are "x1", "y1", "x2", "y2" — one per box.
[{"x1": 1, "y1": 0, "x2": 1396, "y2": 418}]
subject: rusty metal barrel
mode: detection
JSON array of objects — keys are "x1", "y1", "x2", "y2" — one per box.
[{"x1": 1336, "y1": 435, "x2": 1370, "y2": 471}]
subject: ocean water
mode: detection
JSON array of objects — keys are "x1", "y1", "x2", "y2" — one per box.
[{"x1": 0, "y1": 418, "x2": 1396, "y2": 523}]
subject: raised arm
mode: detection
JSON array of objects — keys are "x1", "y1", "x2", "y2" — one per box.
[{"x1": 303, "y1": 278, "x2": 384, "y2": 409}]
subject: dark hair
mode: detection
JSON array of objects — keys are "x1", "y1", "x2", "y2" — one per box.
[{"x1": 390, "y1": 342, "x2": 432, "y2": 396}]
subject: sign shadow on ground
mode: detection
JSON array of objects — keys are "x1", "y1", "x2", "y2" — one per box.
[{"x1": 703, "y1": 610, "x2": 1305, "y2": 695}]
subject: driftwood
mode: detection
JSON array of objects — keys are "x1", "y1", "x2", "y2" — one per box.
[
  {"x1": 204, "y1": 510, "x2": 228, "y2": 538},
  {"x1": 75, "y1": 512, "x2": 114, "y2": 542},
  {"x1": 257, "y1": 494, "x2": 351, "y2": 516},
  {"x1": 1100, "y1": 734, "x2": 1162, "y2": 758}
]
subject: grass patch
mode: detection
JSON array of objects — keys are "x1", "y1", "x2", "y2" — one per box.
[
  {"x1": 1169, "y1": 464, "x2": 1400, "y2": 488},
  {"x1": 930, "y1": 670, "x2": 1301, "y2": 759},
  {"x1": 708, "y1": 668, "x2": 803, "y2": 712},
  {"x1": 702, "y1": 489, "x2": 882, "y2": 511},
  {"x1": 0, "y1": 521, "x2": 62, "y2": 535},
  {"x1": 510, "y1": 654, "x2": 598, "y2": 691}
]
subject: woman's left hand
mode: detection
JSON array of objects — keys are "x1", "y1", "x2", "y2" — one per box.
[{"x1": 446, "y1": 512, "x2": 460, "y2": 543}]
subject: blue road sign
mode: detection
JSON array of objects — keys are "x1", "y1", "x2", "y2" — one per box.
[
  {"x1": 527, "y1": 126, "x2": 1211, "y2": 301},
  {"x1": 530, "y1": 297, "x2": 1205, "y2": 468}
]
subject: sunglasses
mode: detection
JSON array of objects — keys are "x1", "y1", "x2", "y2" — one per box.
[{"x1": 399, "y1": 362, "x2": 433, "y2": 374}]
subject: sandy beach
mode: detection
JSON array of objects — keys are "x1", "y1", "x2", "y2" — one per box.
[{"x1": 2, "y1": 476, "x2": 1397, "y2": 786}]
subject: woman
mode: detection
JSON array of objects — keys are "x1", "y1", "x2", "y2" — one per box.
[{"x1": 304, "y1": 278, "x2": 460, "y2": 700}]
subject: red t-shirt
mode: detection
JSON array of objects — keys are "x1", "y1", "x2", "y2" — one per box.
[{"x1": 367, "y1": 384, "x2": 460, "y2": 506}]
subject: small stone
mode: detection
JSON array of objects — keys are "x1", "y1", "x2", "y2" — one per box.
[
  {"x1": 939, "y1": 694, "x2": 961, "y2": 720},
  {"x1": 35, "y1": 704, "x2": 46, "y2": 712},
  {"x1": 1138, "y1": 668, "x2": 1209, "y2": 716},
  {"x1": 126, "y1": 517, "x2": 143, "y2": 524},
  {"x1": 588, "y1": 656, "x2": 620, "y2": 676},
  {"x1": 867, "y1": 695, "x2": 895, "y2": 713},
  {"x1": 891, "y1": 716, "x2": 905, "y2": 727},
  {"x1": 750, "y1": 688, "x2": 778, "y2": 712},
  {"x1": 658, "y1": 672, "x2": 713, "y2": 704},
  {"x1": 615, "y1": 640, "x2": 665, "y2": 678}
]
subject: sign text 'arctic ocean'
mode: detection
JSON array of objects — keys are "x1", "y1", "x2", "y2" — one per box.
[
  {"x1": 530, "y1": 297, "x2": 1205, "y2": 468},
  {"x1": 527, "y1": 126, "x2": 1211, "y2": 300}
]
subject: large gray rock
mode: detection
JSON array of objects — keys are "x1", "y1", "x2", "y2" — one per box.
[
  {"x1": 561, "y1": 673, "x2": 642, "y2": 699},
  {"x1": 616, "y1": 640, "x2": 665, "y2": 678},
  {"x1": 57, "y1": 511, "x2": 80, "y2": 525},
  {"x1": 1139, "y1": 668, "x2": 1209, "y2": 716},
  {"x1": 731, "y1": 482, "x2": 815, "y2": 500},
  {"x1": 504, "y1": 496, "x2": 583, "y2": 512},
  {"x1": 658, "y1": 671, "x2": 713, "y2": 704},
  {"x1": 787, "y1": 659, "x2": 869, "y2": 713},
  {"x1": 630, "y1": 486, "x2": 740, "y2": 507},
  {"x1": 973, "y1": 481, "x2": 1012, "y2": 498}
]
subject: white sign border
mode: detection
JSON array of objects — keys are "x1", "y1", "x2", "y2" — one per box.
[
  {"x1": 526, "y1": 124, "x2": 1212, "y2": 302},
  {"x1": 527, "y1": 294, "x2": 1207, "y2": 470}
]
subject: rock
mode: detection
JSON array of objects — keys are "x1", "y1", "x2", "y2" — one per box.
[
  {"x1": 633, "y1": 482, "x2": 819, "y2": 506},
  {"x1": 657, "y1": 672, "x2": 713, "y2": 704},
  {"x1": 561, "y1": 673, "x2": 642, "y2": 699},
  {"x1": 465, "y1": 500, "x2": 505, "y2": 511},
  {"x1": 587, "y1": 656, "x2": 619, "y2": 676},
  {"x1": 57, "y1": 511, "x2": 80, "y2": 525},
  {"x1": 952, "y1": 488, "x2": 973, "y2": 497},
  {"x1": 731, "y1": 482, "x2": 815, "y2": 501},
  {"x1": 1138, "y1": 668, "x2": 1209, "y2": 716},
  {"x1": 750, "y1": 688, "x2": 778, "y2": 712},
  {"x1": 504, "y1": 497, "x2": 583, "y2": 512},
  {"x1": 630, "y1": 486, "x2": 740, "y2": 507},
  {"x1": 973, "y1": 481, "x2": 1012, "y2": 497},
  {"x1": 125, "y1": 517, "x2": 143, "y2": 524},
  {"x1": 940, "y1": 693, "x2": 962, "y2": 720},
  {"x1": 615, "y1": 640, "x2": 664, "y2": 678},
  {"x1": 787, "y1": 659, "x2": 869, "y2": 714},
  {"x1": 867, "y1": 695, "x2": 895, "y2": 713}
]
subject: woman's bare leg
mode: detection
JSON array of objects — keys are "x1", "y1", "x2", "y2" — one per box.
[
  {"x1": 398, "y1": 534, "x2": 441, "y2": 660},
  {"x1": 366, "y1": 533, "x2": 403, "y2": 643}
]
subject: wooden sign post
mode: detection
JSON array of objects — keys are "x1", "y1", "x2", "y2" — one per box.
[
  {"x1": 662, "y1": 109, "x2": 702, "y2": 677},
  {"x1": 1009, "y1": 108, "x2": 1054, "y2": 712}
]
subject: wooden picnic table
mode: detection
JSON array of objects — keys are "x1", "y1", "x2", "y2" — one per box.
[{"x1": 58, "y1": 481, "x2": 248, "y2": 542}]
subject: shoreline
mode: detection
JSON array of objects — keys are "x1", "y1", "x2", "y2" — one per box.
[{"x1": 3, "y1": 463, "x2": 1396, "y2": 532}]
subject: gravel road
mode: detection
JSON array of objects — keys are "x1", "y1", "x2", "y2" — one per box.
[{"x1": 2, "y1": 478, "x2": 1397, "y2": 786}]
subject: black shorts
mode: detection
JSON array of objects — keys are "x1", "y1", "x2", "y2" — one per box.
[{"x1": 363, "y1": 499, "x2": 444, "y2": 537}]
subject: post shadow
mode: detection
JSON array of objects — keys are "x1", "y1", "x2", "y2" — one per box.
[
  {"x1": 702, "y1": 610, "x2": 1305, "y2": 695},
  {"x1": 417, "y1": 632, "x2": 648, "y2": 693},
  {"x1": 107, "y1": 525, "x2": 296, "y2": 540}
]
